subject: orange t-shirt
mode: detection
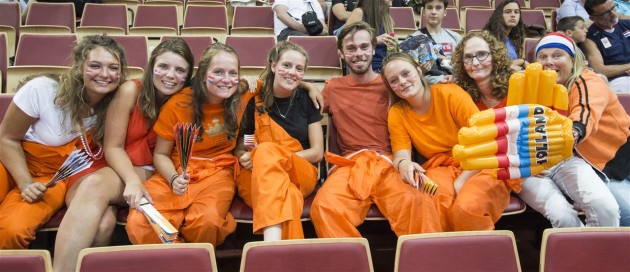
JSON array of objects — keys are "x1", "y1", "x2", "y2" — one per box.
[
  {"x1": 322, "y1": 75, "x2": 391, "y2": 155},
  {"x1": 153, "y1": 88, "x2": 236, "y2": 164},
  {"x1": 388, "y1": 84, "x2": 479, "y2": 159}
]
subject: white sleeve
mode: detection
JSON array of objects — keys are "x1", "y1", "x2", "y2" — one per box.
[
  {"x1": 311, "y1": 0, "x2": 326, "y2": 20},
  {"x1": 13, "y1": 77, "x2": 57, "y2": 119}
]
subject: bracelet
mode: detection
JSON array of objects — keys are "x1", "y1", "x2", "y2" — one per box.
[
  {"x1": 396, "y1": 159, "x2": 408, "y2": 171},
  {"x1": 169, "y1": 174, "x2": 179, "y2": 188}
]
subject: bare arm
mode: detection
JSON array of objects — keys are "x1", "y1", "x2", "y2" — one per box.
[
  {"x1": 104, "y1": 81, "x2": 151, "y2": 208},
  {"x1": 332, "y1": 3, "x2": 352, "y2": 22},
  {"x1": 295, "y1": 121, "x2": 324, "y2": 163},
  {"x1": 274, "y1": 4, "x2": 308, "y2": 33},
  {"x1": 344, "y1": 8, "x2": 363, "y2": 27},
  {"x1": 453, "y1": 170, "x2": 480, "y2": 195},
  {"x1": 299, "y1": 81, "x2": 323, "y2": 113},
  {"x1": 153, "y1": 136, "x2": 187, "y2": 195},
  {"x1": 583, "y1": 38, "x2": 630, "y2": 78},
  {"x1": 0, "y1": 103, "x2": 46, "y2": 202}
]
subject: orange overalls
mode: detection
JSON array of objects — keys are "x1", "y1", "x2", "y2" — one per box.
[
  {"x1": 235, "y1": 97, "x2": 318, "y2": 240},
  {"x1": 311, "y1": 150, "x2": 443, "y2": 237},
  {"x1": 126, "y1": 154, "x2": 238, "y2": 245},
  {"x1": 0, "y1": 140, "x2": 78, "y2": 248}
]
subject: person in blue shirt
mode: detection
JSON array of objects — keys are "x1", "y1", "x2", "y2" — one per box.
[{"x1": 483, "y1": 0, "x2": 529, "y2": 71}]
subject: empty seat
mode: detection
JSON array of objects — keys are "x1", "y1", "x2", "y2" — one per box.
[
  {"x1": 0, "y1": 2, "x2": 21, "y2": 58},
  {"x1": 77, "y1": 3, "x2": 128, "y2": 37},
  {"x1": 161, "y1": 35, "x2": 213, "y2": 66},
  {"x1": 77, "y1": 243, "x2": 217, "y2": 272},
  {"x1": 231, "y1": 6, "x2": 274, "y2": 36},
  {"x1": 129, "y1": 5, "x2": 179, "y2": 49},
  {"x1": 540, "y1": 227, "x2": 630, "y2": 272},
  {"x1": 530, "y1": 0, "x2": 561, "y2": 10},
  {"x1": 458, "y1": 0, "x2": 492, "y2": 9},
  {"x1": 522, "y1": 10, "x2": 548, "y2": 31},
  {"x1": 110, "y1": 35, "x2": 149, "y2": 79},
  {"x1": 463, "y1": 8, "x2": 494, "y2": 33},
  {"x1": 143, "y1": 0, "x2": 184, "y2": 28},
  {"x1": 495, "y1": 0, "x2": 527, "y2": 8},
  {"x1": 0, "y1": 250, "x2": 53, "y2": 272},
  {"x1": 390, "y1": 7, "x2": 416, "y2": 39},
  {"x1": 287, "y1": 36, "x2": 342, "y2": 81},
  {"x1": 22, "y1": 2, "x2": 76, "y2": 34},
  {"x1": 395, "y1": 230, "x2": 521, "y2": 272},
  {"x1": 241, "y1": 238, "x2": 373, "y2": 272},
  {"x1": 225, "y1": 36, "x2": 275, "y2": 77},
  {"x1": 5, "y1": 34, "x2": 75, "y2": 93},
  {"x1": 181, "y1": 5, "x2": 228, "y2": 43}
]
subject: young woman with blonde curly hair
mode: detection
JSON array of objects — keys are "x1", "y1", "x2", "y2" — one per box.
[{"x1": 451, "y1": 31, "x2": 514, "y2": 110}]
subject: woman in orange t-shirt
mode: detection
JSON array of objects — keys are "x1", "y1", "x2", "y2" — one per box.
[
  {"x1": 126, "y1": 43, "x2": 245, "y2": 245},
  {"x1": 382, "y1": 52, "x2": 514, "y2": 231}
]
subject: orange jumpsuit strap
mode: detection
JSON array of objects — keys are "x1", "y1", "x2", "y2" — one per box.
[{"x1": 253, "y1": 95, "x2": 303, "y2": 152}]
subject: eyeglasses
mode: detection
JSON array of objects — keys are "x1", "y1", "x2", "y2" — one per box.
[
  {"x1": 463, "y1": 51, "x2": 491, "y2": 64},
  {"x1": 592, "y1": 3, "x2": 618, "y2": 17}
]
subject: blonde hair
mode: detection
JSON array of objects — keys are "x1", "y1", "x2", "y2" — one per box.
[
  {"x1": 54, "y1": 34, "x2": 127, "y2": 145},
  {"x1": 380, "y1": 52, "x2": 430, "y2": 107}
]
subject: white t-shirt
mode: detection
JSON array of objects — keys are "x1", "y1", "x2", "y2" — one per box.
[
  {"x1": 13, "y1": 76, "x2": 96, "y2": 146},
  {"x1": 272, "y1": 0, "x2": 326, "y2": 37},
  {"x1": 430, "y1": 29, "x2": 462, "y2": 57}
]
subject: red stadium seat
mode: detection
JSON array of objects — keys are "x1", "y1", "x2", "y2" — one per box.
[
  {"x1": 181, "y1": 5, "x2": 228, "y2": 43},
  {"x1": 0, "y1": 250, "x2": 53, "y2": 272},
  {"x1": 77, "y1": 243, "x2": 217, "y2": 272},
  {"x1": 241, "y1": 238, "x2": 373, "y2": 272},
  {"x1": 77, "y1": 3, "x2": 128, "y2": 36},
  {"x1": 225, "y1": 36, "x2": 275, "y2": 77},
  {"x1": 231, "y1": 6, "x2": 274, "y2": 36},
  {"x1": 23, "y1": 2, "x2": 76, "y2": 34},
  {"x1": 495, "y1": 0, "x2": 527, "y2": 8},
  {"x1": 617, "y1": 93, "x2": 630, "y2": 116},
  {"x1": 390, "y1": 7, "x2": 417, "y2": 38},
  {"x1": 524, "y1": 37, "x2": 542, "y2": 64},
  {"x1": 0, "y1": 33, "x2": 7, "y2": 93},
  {"x1": 288, "y1": 36, "x2": 342, "y2": 81},
  {"x1": 161, "y1": 36, "x2": 213, "y2": 67},
  {"x1": 0, "y1": 2, "x2": 20, "y2": 58},
  {"x1": 540, "y1": 227, "x2": 630, "y2": 271},
  {"x1": 0, "y1": 93, "x2": 13, "y2": 121},
  {"x1": 463, "y1": 8, "x2": 494, "y2": 33},
  {"x1": 395, "y1": 230, "x2": 521, "y2": 272}
]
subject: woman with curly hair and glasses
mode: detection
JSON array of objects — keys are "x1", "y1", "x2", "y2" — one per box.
[
  {"x1": 483, "y1": 0, "x2": 529, "y2": 71},
  {"x1": 451, "y1": 31, "x2": 514, "y2": 110}
]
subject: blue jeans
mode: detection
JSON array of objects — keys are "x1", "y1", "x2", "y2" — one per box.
[{"x1": 607, "y1": 175, "x2": 630, "y2": 226}]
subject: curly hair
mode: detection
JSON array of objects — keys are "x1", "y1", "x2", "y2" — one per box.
[
  {"x1": 190, "y1": 43, "x2": 243, "y2": 141},
  {"x1": 483, "y1": 0, "x2": 526, "y2": 58},
  {"x1": 54, "y1": 34, "x2": 127, "y2": 145},
  {"x1": 259, "y1": 41, "x2": 308, "y2": 112},
  {"x1": 451, "y1": 31, "x2": 512, "y2": 102},
  {"x1": 139, "y1": 38, "x2": 194, "y2": 127}
]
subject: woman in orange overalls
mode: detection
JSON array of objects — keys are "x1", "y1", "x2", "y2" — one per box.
[
  {"x1": 0, "y1": 35, "x2": 126, "y2": 249},
  {"x1": 234, "y1": 41, "x2": 324, "y2": 241}
]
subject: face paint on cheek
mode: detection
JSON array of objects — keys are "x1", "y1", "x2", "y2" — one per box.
[
  {"x1": 207, "y1": 75, "x2": 220, "y2": 84},
  {"x1": 153, "y1": 69, "x2": 164, "y2": 77},
  {"x1": 84, "y1": 67, "x2": 98, "y2": 78},
  {"x1": 276, "y1": 68, "x2": 287, "y2": 74}
]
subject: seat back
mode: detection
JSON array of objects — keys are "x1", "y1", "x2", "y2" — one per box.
[
  {"x1": 133, "y1": 4, "x2": 179, "y2": 30},
  {"x1": 618, "y1": 93, "x2": 630, "y2": 116},
  {"x1": 0, "y1": 33, "x2": 7, "y2": 93},
  {"x1": 523, "y1": 37, "x2": 541, "y2": 64},
  {"x1": 24, "y1": 2, "x2": 76, "y2": 33},
  {"x1": 231, "y1": 6, "x2": 274, "y2": 36},
  {"x1": 464, "y1": 8, "x2": 494, "y2": 33},
  {"x1": 240, "y1": 238, "x2": 373, "y2": 272},
  {"x1": 143, "y1": 0, "x2": 184, "y2": 28},
  {"x1": 184, "y1": 5, "x2": 227, "y2": 30},
  {"x1": 110, "y1": 35, "x2": 149, "y2": 69},
  {"x1": 0, "y1": 2, "x2": 21, "y2": 58},
  {"x1": 530, "y1": 0, "x2": 561, "y2": 10},
  {"x1": 494, "y1": 0, "x2": 527, "y2": 8},
  {"x1": 287, "y1": 36, "x2": 342, "y2": 81},
  {"x1": 540, "y1": 227, "x2": 630, "y2": 272},
  {"x1": 14, "y1": 34, "x2": 76, "y2": 66},
  {"x1": 0, "y1": 250, "x2": 53, "y2": 272},
  {"x1": 225, "y1": 35, "x2": 275, "y2": 77},
  {"x1": 161, "y1": 35, "x2": 213, "y2": 65},
  {"x1": 77, "y1": 243, "x2": 217, "y2": 272},
  {"x1": 395, "y1": 230, "x2": 521, "y2": 272},
  {"x1": 458, "y1": 0, "x2": 492, "y2": 9},
  {"x1": 79, "y1": 3, "x2": 128, "y2": 34},
  {"x1": 522, "y1": 10, "x2": 547, "y2": 30},
  {"x1": 390, "y1": 7, "x2": 416, "y2": 38}
]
